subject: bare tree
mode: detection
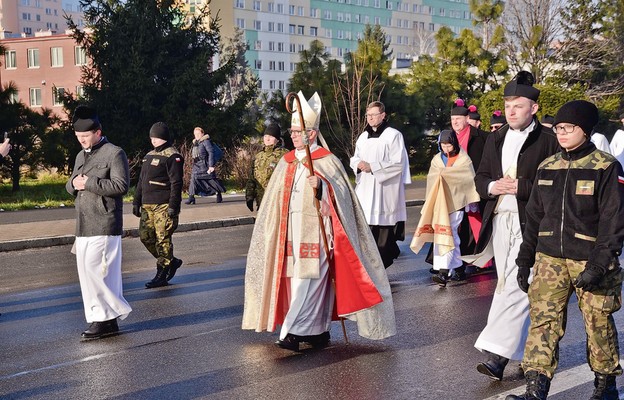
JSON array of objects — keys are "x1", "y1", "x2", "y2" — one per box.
[
  {"x1": 502, "y1": 0, "x2": 564, "y2": 82},
  {"x1": 411, "y1": 28, "x2": 437, "y2": 57}
]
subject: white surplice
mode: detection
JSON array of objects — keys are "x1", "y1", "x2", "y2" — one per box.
[
  {"x1": 610, "y1": 129, "x2": 624, "y2": 168},
  {"x1": 350, "y1": 127, "x2": 411, "y2": 226},
  {"x1": 75, "y1": 235, "x2": 132, "y2": 323},
  {"x1": 591, "y1": 132, "x2": 611, "y2": 154},
  {"x1": 279, "y1": 145, "x2": 335, "y2": 340}
]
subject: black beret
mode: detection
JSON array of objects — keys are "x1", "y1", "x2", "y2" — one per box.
[
  {"x1": 553, "y1": 100, "x2": 599, "y2": 135},
  {"x1": 149, "y1": 122, "x2": 170, "y2": 141},
  {"x1": 263, "y1": 123, "x2": 281, "y2": 140},
  {"x1": 540, "y1": 114, "x2": 555, "y2": 125},
  {"x1": 451, "y1": 99, "x2": 469, "y2": 116},
  {"x1": 72, "y1": 105, "x2": 101, "y2": 132},
  {"x1": 490, "y1": 110, "x2": 506, "y2": 125},
  {"x1": 504, "y1": 71, "x2": 540, "y2": 101}
]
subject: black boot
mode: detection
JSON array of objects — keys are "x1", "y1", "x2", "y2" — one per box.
[
  {"x1": 145, "y1": 266, "x2": 169, "y2": 288},
  {"x1": 477, "y1": 352, "x2": 509, "y2": 381},
  {"x1": 432, "y1": 269, "x2": 449, "y2": 287},
  {"x1": 275, "y1": 334, "x2": 302, "y2": 351},
  {"x1": 590, "y1": 373, "x2": 618, "y2": 400},
  {"x1": 166, "y1": 258, "x2": 183, "y2": 282},
  {"x1": 216, "y1": 192, "x2": 223, "y2": 203},
  {"x1": 81, "y1": 318, "x2": 119, "y2": 340},
  {"x1": 184, "y1": 196, "x2": 195, "y2": 205},
  {"x1": 506, "y1": 370, "x2": 551, "y2": 400},
  {"x1": 303, "y1": 331, "x2": 331, "y2": 348}
]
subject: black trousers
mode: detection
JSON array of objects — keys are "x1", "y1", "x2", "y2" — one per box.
[{"x1": 370, "y1": 221, "x2": 404, "y2": 268}]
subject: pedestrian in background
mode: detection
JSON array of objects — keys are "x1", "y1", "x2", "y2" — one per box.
[
  {"x1": 65, "y1": 105, "x2": 132, "y2": 340},
  {"x1": 133, "y1": 122, "x2": 184, "y2": 289},
  {"x1": 245, "y1": 123, "x2": 288, "y2": 211},
  {"x1": 507, "y1": 100, "x2": 624, "y2": 400},
  {"x1": 186, "y1": 127, "x2": 225, "y2": 205},
  {"x1": 410, "y1": 129, "x2": 480, "y2": 287},
  {"x1": 350, "y1": 101, "x2": 411, "y2": 268},
  {"x1": 540, "y1": 114, "x2": 554, "y2": 130},
  {"x1": 471, "y1": 71, "x2": 559, "y2": 381},
  {"x1": 468, "y1": 104, "x2": 482, "y2": 129},
  {"x1": 242, "y1": 91, "x2": 396, "y2": 351}
]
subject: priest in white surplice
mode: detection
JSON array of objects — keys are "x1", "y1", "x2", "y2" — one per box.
[
  {"x1": 609, "y1": 112, "x2": 624, "y2": 168},
  {"x1": 242, "y1": 92, "x2": 396, "y2": 352},
  {"x1": 350, "y1": 101, "x2": 411, "y2": 268}
]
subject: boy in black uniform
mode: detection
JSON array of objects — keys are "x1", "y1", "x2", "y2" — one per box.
[{"x1": 133, "y1": 122, "x2": 184, "y2": 288}]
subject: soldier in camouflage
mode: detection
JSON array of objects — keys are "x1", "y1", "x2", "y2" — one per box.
[
  {"x1": 133, "y1": 122, "x2": 184, "y2": 288},
  {"x1": 507, "y1": 101, "x2": 624, "y2": 400},
  {"x1": 245, "y1": 123, "x2": 288, "y2": 211}
]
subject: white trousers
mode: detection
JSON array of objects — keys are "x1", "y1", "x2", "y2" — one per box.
[
  {"x1": 75, "y1": 236, "x2": 132, "y2": 323},
  {"x1": 433, "y1": 210, "x2": 464, "y2": 272},
  {"x1": 474, "y1": 212, "x2": 531, "y2": 360}
]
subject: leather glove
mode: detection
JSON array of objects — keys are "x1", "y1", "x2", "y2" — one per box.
[
  {"x1": 573, "y1": 264, "x2": 604, "y2": 292},
  {"x1": 517, "y1": 266, "x2": 531, "y2": 293},
  {"x1": 246, "y1": 199, "x2": 254, "y2": 212},
  {"x1": 167, "y1": 207, "x2": 178, "y2": 218},
  {"x1": 132, "y1": 205, "x2": 141, "y2": 218}
]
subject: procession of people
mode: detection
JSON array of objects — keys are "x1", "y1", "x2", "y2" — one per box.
[{"x1": 55, "y1": 68, "x2": 624, "y2": 399}]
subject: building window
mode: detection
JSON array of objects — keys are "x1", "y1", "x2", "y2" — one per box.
[
  {"x1": 289, "y1": 5, "x2": 295, "y2": 14},
  {"x1": 297, "y1": 25, "x2": 304, "y2": 35},
  {"x1": 236, "y1": 18, "x2": 245, "y2": 28},
  {"x1": 374, "y1": 16, "x2": 380, "y2": 24},
  {"x1": 269, "y1": 80, "x2": 276, "y2": 89},
  {"x1": 254, "y1": 60, "x2": 262, "y2": 69},
  {"x1": 374, "y1": 0, "x2": 380, "y2": 7},
  {"x1": 297, "y1": 6, "x2": 304, "y2": 15},
  {"x1": 337, "y1": 12, "x2": 343, "y2": 21},
  {"x1": 22, "y1": 12, "x2": 31, "y2": 20},
  {"x1": 278, "y1": 61, "x2": 284, "y2": 71},
  {"x1": 323, "y1": 10, "x2": 331, "y2": 19},
  {"x1": 310, "y1": 7, "x2": 317, "y2": 17},
  {"x1": 29, "y1": 88, "x2": 42, "y2": 107},
  {"x1": 50, "y1": 47, "x2": 63, "y2": 67},
  {"x1": 345, "y1": 13, "x2": 351, "y2": 22},
  {"x1": 310, "y1": 26, "x2": 317, "y2": 36},
  {"x1": 4, "y1": 50, "x2": 17, "y2": 69},
  {"x1": 254, "y1": 20, "x2": 261, "y2": 30},
  {"x1": 23, "y1": 27, "x2": 32, "y2": 35},
  {"x1": 267, "y1": 2, "x2": 274, "y2": 11},
  {"x1": 289, "y1": 43, "x2": 296, "y2": 53},
  {"x1": 9, "y1": 91, "x2": 19, "y2": 104},
  {"x1": 36, "y1": 14, "x2": 41, "y2": 21},
  {"x1": 258, "y1": 80, "x2": 263, "y2": 89},
  {"x1": 74, "y1": 46, "x2": 87, "y2": 65},
  {"x1": 253, "y1": 0, "x2": 260, "y2": 10},
  {"x1": 428, "y1": 23, "x2": 435, "y2": 31},
  {"x1": 269, "y1": 61, "x2": 275, "y2": 70},
  {"x1": 326, "y1": 29, "x2": 332, "y2": 38},
  {"x1": 290, "y1": 62, "x2": 295, "y2": 71},
  {"x1": 386, "y1": 0, "x2": 392, "y2": 9},
  {"x1": 355, "y1": 14, "x2": 360, "y2": 23},
  {"x1": 76, "y1": 85, "x2": 85, "y2": 98},
  {"x1": 276, "y1": 3, "x2": 283, "y2": 13},
  {"x1": 278, "y1": 42, "x2": 284, "y2": 51},
  {"x1": 268, "y1": 22, "x2": 275, "y2": 31},
  {"x1": 439, "y1": 8, "x2": 445, "y2": 16},
  {"x1": 27, "y1": 48, "x2": 40, "y2": 68},
  {"x1": 298, "y1": 44, "x2": 304, "y2": 51},
  {"x1": 278, "y1": 81, "x2": 284, "y2": 90},
  {"x1": 268, "y1": 41, "x2": 275, "y2": 51},
  {"x1": 277, "y1": 23, "x2": 283, "y2": 32},
  {"x1": 289, "y1": 24, "x2": 295, "y2": 34},
  {"x1": 254, "y1": 40, "x2": 261, "y2": 50},
  {"x1": 53, "y1": 87, "x2": 65, "y2": 106},
  {"x1": 235, "y1": 0, "x2": 244, "y2": 8}
]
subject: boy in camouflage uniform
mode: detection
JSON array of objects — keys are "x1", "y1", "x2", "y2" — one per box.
[
  {"x1": 133, "y1": 122, "x2": 184, "y2": 288},
  {"x1": 507, "y1": 101, "x2": 624, "y2": 400},
  {"x1": 245, "y1": 123, "x2": 288, "y2": 211}
]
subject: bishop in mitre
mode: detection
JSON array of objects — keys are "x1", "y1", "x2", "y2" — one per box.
[{"x1": 242, "y1": 91, "x2": 396, "y2": 351}]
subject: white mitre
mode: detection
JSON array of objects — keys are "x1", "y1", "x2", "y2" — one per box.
[{"x1": 291, "y1": 91, "x2": 321, "y2": 129}]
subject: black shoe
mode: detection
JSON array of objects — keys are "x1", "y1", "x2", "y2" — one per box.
[
  {"x1": 81, "y1": 319, "x2": 119, "y2": 340},
  {"x1": 166, "y1": 258, "x2": 183, "y2": 282},
  {"x1": 450, "y1": 266, "x2": 467, "y2": 281},
  {"x1": 145, "y1": 267, "x2": 168, "y2": 288},
  {"x1": 591, "y1": 373, "x2": 618, "y2": 400},
  {"x1": 304, "y1": 331, "x2": 331, "y2": 348},
  {"x1": 429, "y1": 267, "x2": 436, "y2": 274},
  {"x1": 477, "y1": 353, "x2": 509, "y2": 381},
  {"x1": 275, "y1": 334, "x2": 301, "y2": 351},
  {"x1": 216, "y1": 192, "x2": 223, "y2": 203},
  {"x1": 506, "y1": 370, "x2": 551, "y2": 400},
  {"x1": 184, "y1": 196, "x2": 195, "y2": 205},
  {"x1": 432, "y1": 270, "x2": 448, "y2": 287}
]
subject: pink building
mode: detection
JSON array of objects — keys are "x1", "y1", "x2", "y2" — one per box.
[{"x1": 1, "y1": 31, "x2": 85, "y2": 116}]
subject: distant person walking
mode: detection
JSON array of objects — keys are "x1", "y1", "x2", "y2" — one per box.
[
  {"x1": 65, "y1": 106, "x2": 132, "y2": 340},
  {"x1": 133, "y1": 122, "x2": 184, "y2": 288},
  {"x1": 186, "y1": 127, "x2": 225, "y2": 205}
]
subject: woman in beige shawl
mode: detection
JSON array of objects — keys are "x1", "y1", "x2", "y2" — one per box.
[{"x1": 410, "y1": 130, "x2": 480, "y2": 287}]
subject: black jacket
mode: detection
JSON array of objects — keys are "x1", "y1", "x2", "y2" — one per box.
[
  {"x1": 134, "y1": 144, "x2": 184, "y2": 212},
  {"x1": 191, "y1": 135, "x2": 218, "y2": 178},
  {"x1": 464, "y1": 125, "x2": 488, "y2": 172},
  {"x1": 474, "y1": 120, "x2": 559, "y2": 253},
  {"x1": 516, "y1": 141, "x2": 624, "y2": 271}
]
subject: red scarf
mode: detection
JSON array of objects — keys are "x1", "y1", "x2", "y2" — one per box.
[{"x1": 457, "y1": 125, "x2": 471, "y2": 153}]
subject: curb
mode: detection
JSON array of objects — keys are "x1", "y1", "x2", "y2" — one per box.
[{"x1": 0, "y1": 200, "x2": 424, "y2": 252}]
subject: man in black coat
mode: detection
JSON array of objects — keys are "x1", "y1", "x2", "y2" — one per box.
[{"x1": 472, "y1": 72, "x2": 559, "y2": 382}]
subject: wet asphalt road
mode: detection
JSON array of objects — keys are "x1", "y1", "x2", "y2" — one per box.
[{"x1": 0, "y1": 207, "x2": 622, "y2": 399}]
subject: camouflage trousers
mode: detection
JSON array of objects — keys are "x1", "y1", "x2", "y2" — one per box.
[
  {"x1": 522, "y1": 252, "x2": 623, "y2": 379},
  {"x1": 139, "y1": 204, "x2": 179, "y2": 267}
]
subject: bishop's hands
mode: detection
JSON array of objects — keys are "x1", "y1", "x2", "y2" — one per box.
[
  {"x1": 490, "y1": 176, "x2": 518, "y2": 196},
  {"x1": 307, "y1": 175, "x2": 321, "y2": 189},
  {"x1": 72, "y1": 174, "x2": 89, "y2": 191}
]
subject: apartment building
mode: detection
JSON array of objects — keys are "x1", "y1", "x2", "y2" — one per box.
[
  {"x1": 1, "y1": 31, "x2": 85, "y2": 113},
  {"x1": 0, "y1": 0, "x2": 83, "y2": 37},
  {"x1": 205, "y1": 0, "x2": 475, "y2": 92}
]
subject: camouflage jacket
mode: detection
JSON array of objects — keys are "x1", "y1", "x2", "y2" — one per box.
[{"x1": 245, "y1": 145, "x2": 288, "y2": 204}]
